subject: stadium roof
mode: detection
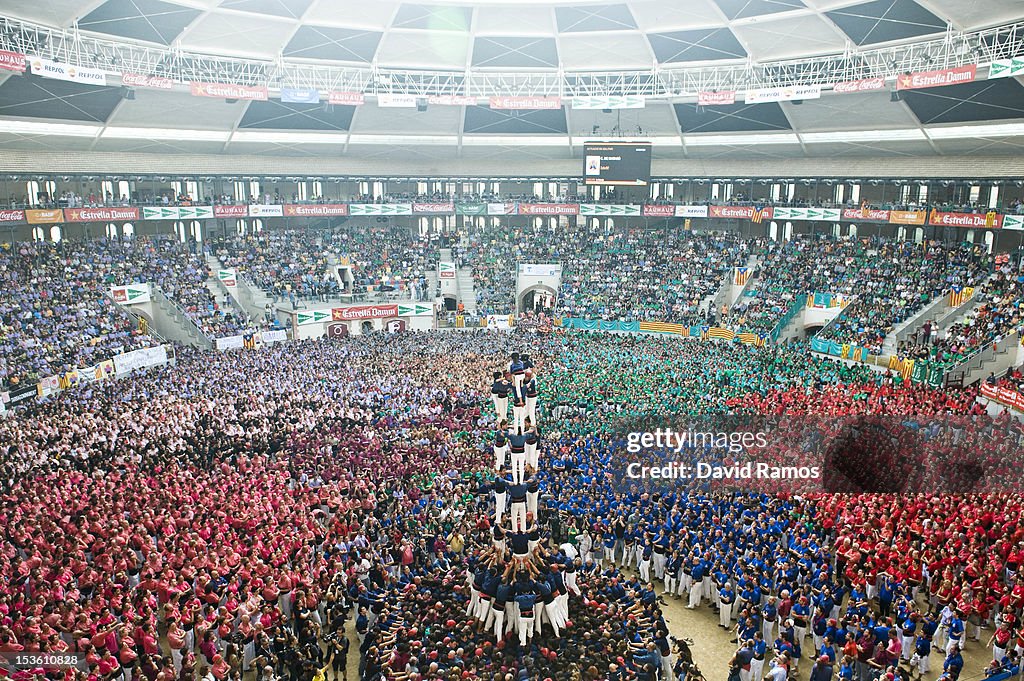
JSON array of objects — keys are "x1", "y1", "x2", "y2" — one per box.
[
  {"x1": 0, "y1": 0, "x2": 1022, "y2": 169},
  {"x1": 8, "y1": 0, "x2": 1023, "y2": 60}
]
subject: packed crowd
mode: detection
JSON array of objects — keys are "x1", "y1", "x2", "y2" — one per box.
[
  {"x1": 898, "y1": 268, "x2": 1024, "y2": 369},
  {"x1": 817, "y1": 241, "x2": 990, "y2": 355},
  {"x1": 730, "y1": 238, "x2": 991, "y2": 346},
  {"x1": 211, "y1": 226, "x2": 433, "y2": 303},
  {"x1": 2, "y1": 323, "x2": 1021, "y2": 681},
  {"x1": 0, "y1": 237, "x2": 247, "y2": 391},
  {"x1": 454, "y1": 223, "x2": 750, "y2": 323}
]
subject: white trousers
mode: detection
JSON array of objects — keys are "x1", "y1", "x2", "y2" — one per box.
[
  {"x1": 511, "y1": 452, "x2": 526, "y2": 484},
  {"x1": 510, "y1": 501, "x2": 527, "y2": 532},
  {"x1": 494, "y1": 491, "x2": 507, "y2": 524},
  {"x1": 526, "y1": 491, "x2": 538, "y2": 517},
  {"x1": 512, "y1": 405, "x2": 525, "y2": 432},
  {"x1": 518, "y1": 614, "x2": 534, "y2": 646},
  {"x1": 493, "y1": 395, "x2": 508, "y2": 420}
]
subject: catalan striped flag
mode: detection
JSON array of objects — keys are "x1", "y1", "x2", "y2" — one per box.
[
  {"x1": 738, "y1": 332, "x2": 759, "y2": 345},
  {"x1": 700, "y1": 325, "x2": 710, "y2": 341},
  {"x1": 751, "y1": 205, "x2": 766, "y2": 224},
  {"x1": 756, "y1": 332, "x2": 768, "y2": 348},
  {"x1": 841, "y1": 344, "x2": 851, "y2": 359},
  {"x1": 708, "y1": 327, "x2": 736, "y2": 341},
  {"x1": 734, "y1": 267, "x2": 751, "y2": 286},
  {"x1": 901, "y1": 359, "x2": 914, "y2": 381},
  {"x1": 948, "y1": 285, "x2": 973, "y2": 307},
  {"x1": 639, "y1": 321, "x2": 685, "y2": 334}
]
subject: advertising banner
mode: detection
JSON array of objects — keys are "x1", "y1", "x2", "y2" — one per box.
[
  {"x1": 65, "y1": 206, "x2": 140, "y2": 222},
  {"x1": 709, "y1": 205, "x2": 767, "y2": 220},
  {"x1": 697, "y1": 91, "x2": 736, "y2": 106},
  {"x1": 396, "y1": 303, "x2": 434, "y2": 317},
  {"x1": 110, "y1": 283, "x2": 151, "y2": 305},
  {"x1": 489, "y1": 96, "x2": 562, "y2": 110},
  {"x1": 248, "y1": 204, "x2": 284, "y2": 218},
  {"x1": 579, "y1": 204, "x2": 641, "y2": 216},
  {"x1": 283, "y1": 203, "x2": 349, "y2": 217},
  {"x1": 142, "y1": 206, "x2": 213, "y2": 220},
  {"x1": 29, "y1": 57, "x2": 106, "y2": 85},
  {"x1": 218, "y1": 269, "x2": 237, "y2": 287},
  {"x1": 114, "y1": 345, "x2": 169, "y2": 376},
  {"x1": 897, "y1": 64, "x2": 976, "y2": 91},
  {"x1": 989, "y1": 57, "x2": 1024, "y2": 80},
  {"x1": 486, "y1": 314, "x2": 514, "y2": 330},
  {"x1": 772, "y1": 206, "x2": 841, "y2": 221},
  {"x1": 674, "y1": 205, "x2": 709, "y2": 218},
  {"x1": 928, "y1": 210, "x2": 1001, "y2": 229},
  {"x1": 841, "y1": 207, "x2": 891, "y2": 222},
  {"x1": 744, "y1": 85, "x2": 821, "y2": 104},
  {"x1": 888, "y1": 210, "x2": 926, "y2": 225},
  {"x1": 412, "y1": 202, "x2": 455, "y2": 214},
  {"x1": 572, "y1": 95, "x2": 645, "y2": 110},
  {"x1": 326, "y1": 322, "x2": 349, "y2": 338},
  {"x1": 349, "y1": 204, "x2": 412, "y2": 216},
  {"x1": 280, "y1": 87, "x2": 320, "y2": 104},
  {"x1": 981, "y1": 382, "x2": 1024, "y2": 412},
  {"x1": 191, "y1": 81, "x2": 268, "y2": 100},
  {"x1": 296, "y1": 310, "x2": 332, "y2": 325},
  {"x1": 377, "y1": 94, "x2": 418, "y2": 108},
  {"x1": 1004, "y1": 215, "x2": 1024, "y2": 231},
  {"x1": 518, "y1": 203, "x2": 579, "y2": 216},
  {"x1": 642, "y1": 204, "x2": 675, "y2": 217},
  {"x1": 832, "y1": 77, "x2": 887, "y2": 94},
  {"x1": 25, "y1": 209, "x2": 65, "y2": 224},
  {"x1": 456, "y1": 203, "x2": 487, "y2": 216},
  {"x1": 331, "y1": 305, "x2": 400, "y2": 321},
  {"x1": 0, "y1": 50, "x2": 26, "y2": 73},
  {"x1": 121, "y1": 73, "x2": 174, "y2": 89},
  {"x1": 214, "y1": 205, "x2": 249, "y2": 218},
  {"x1": 143, "y1": 206, "x2": 177, "y2": 221},
  {"x1": 518, "y1": 264, "x2": 560, "y2": 277},
  {"x1": 180, "y1": 206, "x2": 213, "y2": 220},
  {"x1": 329, "y1": 91, "x2": 365, "y2": 105},
  {"x1": 426, "y1": 95, "x2": 477, "y2": 106},
  {"x1": 438, "y1": 262, "x2": 456, "y2": 279},
  {"x1": 486, "y1": 202, "x2": 516, "y2": 215},
  {"x1": 0, "y1": 209, "x2": 25, "y2": 223}
]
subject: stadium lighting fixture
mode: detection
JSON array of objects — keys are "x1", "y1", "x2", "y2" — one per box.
[
  {"x1": 801, "y1": 129, "x2": 926, "y2": 143},
  {"x1": 0, "y1": 121, "x2": 101, "y2": 137},
  {"x1": 103, "y1": 127, "x2": 230, "y2": 142},
  {"x1": 347, "y1": 134, "x2": 459, "y2": 145},
  {"x1": 231, "y1": 131, "x2": 347, "y2": 144},
  {"x1": 925, "y1": 123, "x2": 1024, "y2": 139},
  {"x1": 461, "y1": 136, "x2": 567, "y2": 146},
  {"x1": 684, "y1": 133, "x2": 800, "y2": 146}
]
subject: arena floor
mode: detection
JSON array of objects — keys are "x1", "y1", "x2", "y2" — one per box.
[{"x1": 337, "y1": 568, "x2": 996, "y2": 680}]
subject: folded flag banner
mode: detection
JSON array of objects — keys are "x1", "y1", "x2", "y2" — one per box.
[{"x1": 948, "y1": 285, "x2": 974, "y2": 307}]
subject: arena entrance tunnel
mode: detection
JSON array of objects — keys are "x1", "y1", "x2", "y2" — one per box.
[{"x1": 517, "y1": 284, "x2": 557, "y2": 314}]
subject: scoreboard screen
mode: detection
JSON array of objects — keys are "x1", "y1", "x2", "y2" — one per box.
[{"x1": 583, "y1": 141, "x2": 652, "y2": 187}]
